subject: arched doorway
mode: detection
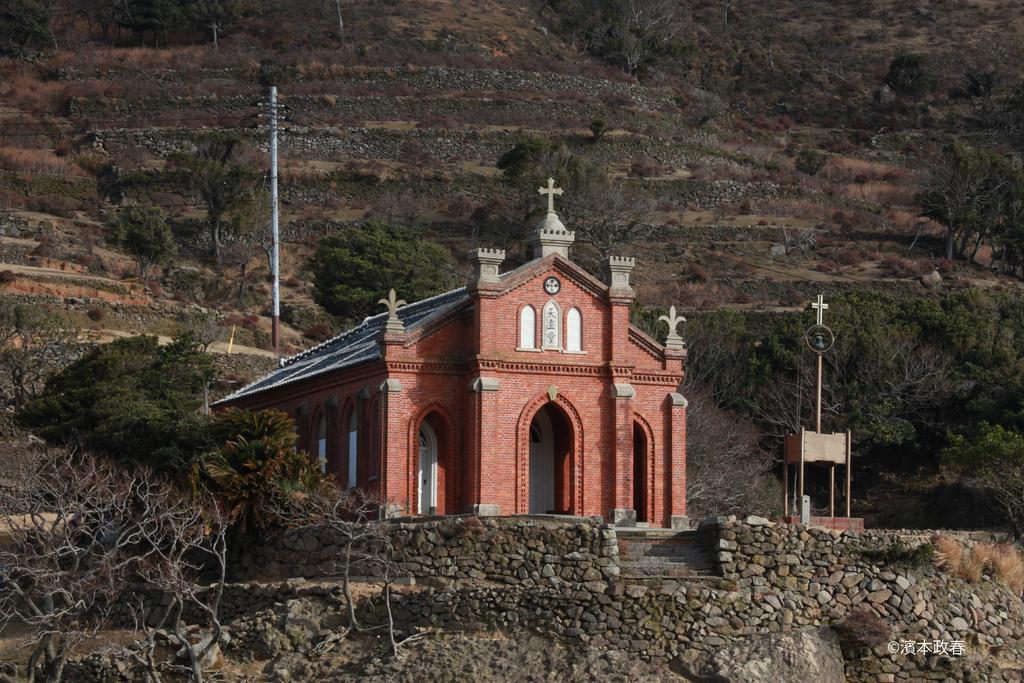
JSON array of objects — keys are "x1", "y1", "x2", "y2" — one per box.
[
  {"x1": 633, "y1": 422, "x2": 649, "y2": 523},
  {"x1": 414, "y1": 409, "x2": 455, "y2": 515},
  {"x1": 418, "y1": 421, "x2": 438, "y2": 515},
  {"x1": 528, "y1": 403, "x2": 575, "y2": 514}
]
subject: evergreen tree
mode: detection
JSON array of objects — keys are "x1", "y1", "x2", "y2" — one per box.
[
  {"x1": 311, "y1": 221, "x2": 456, "y2": 321},
  {"x1": 0, "y1": 0, "x2": 52, "y2": 57},
  {"x1": 171, "y1": 132, "x2": 259, "y2": 264},
  {"x1": 109, "y1": 205, "x2": 177, "y2": 279},
  {"x1": 112, "y1": 0, "x2": 186, "y2": 37},
  {"x1": 18, "y1": 335, "x2": 216, "y2": 469}
]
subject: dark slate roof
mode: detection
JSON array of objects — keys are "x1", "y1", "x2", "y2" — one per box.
[{"x1": 216, "y1": 286, "x2": 469, "y2": 404}]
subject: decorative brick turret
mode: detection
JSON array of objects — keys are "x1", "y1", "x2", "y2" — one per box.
[
  {"x1": 469, "y1": 248, "x2": 505, "y2": 285},
  {"x1": 601, "y1": 256, "x2": 636, "y2": 292}
]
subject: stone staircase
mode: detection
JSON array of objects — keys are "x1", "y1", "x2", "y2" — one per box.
[{"x1": 616, "y1": 528, "x2": 718, "y2": 580}]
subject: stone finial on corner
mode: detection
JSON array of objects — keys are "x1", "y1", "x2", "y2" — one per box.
[
  {"x1": 378, "y1": 288, "x2": 407, "y2": 334},
  {"x1": 469, "y1": 247, "x2": 505, "y2": 285},
  {"x1": 659, "y1": 305, "x2": 686, "y2": 351},
  {"x1": 601, "y1": 255, "x2": 636, "y2": 292}
]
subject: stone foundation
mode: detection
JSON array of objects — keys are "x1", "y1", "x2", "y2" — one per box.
[{"x1": 98, "y1": 516, "x2": 1022, "y2": 682}]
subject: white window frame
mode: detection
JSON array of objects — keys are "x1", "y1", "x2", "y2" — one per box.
[
  {"x1": 566, "y1": 307, "x2": 582, "y2": 353},
  {"x1": 518, "y1": 305, "x2": 537, "y2": 350}
]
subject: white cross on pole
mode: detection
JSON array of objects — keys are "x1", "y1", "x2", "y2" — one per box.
[
  {"x1": 538, "y1": 177, "x2": 563, "y2": 213},
  {"x1": 811, "y1": 294, "x2": 829, "y2": 326}
]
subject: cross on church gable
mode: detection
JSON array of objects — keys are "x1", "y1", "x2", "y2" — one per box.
[{"x1": 538, "y1": 177, "x2": 563, "y2": 214}]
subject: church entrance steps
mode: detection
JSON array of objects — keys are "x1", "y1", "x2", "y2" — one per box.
[{"x1": 615, "y1": 528, "x2": 718, "y2": 578}]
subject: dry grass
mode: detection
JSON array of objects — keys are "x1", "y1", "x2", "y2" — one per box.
[
  {"x1": 933, "y1": 534, "x2": 1024, "y2": 594},
  {"x1": 0, "y1": 68, "x2": 67, "y2": 112},
  {"x1": 932, "y1": 534, "x2": 963, "y2": 572},
  {"x1": 821, "y1": 157, "x2": 912, "y2": 184},
  {"x1": 0, "y1": 147, "x2": 79, "y2": 176},
  {"x1": 52, "y1": 46, "x2": 213, "y2": 71},
  {"x1": 838, "y1": 181, "x2": 917, "y2": 206}
]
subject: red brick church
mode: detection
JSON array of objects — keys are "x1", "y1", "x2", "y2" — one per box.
[{"x1": 218, "y1": 180, "x2": 689, "y2": 528}]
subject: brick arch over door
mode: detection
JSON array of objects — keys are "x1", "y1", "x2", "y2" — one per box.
[
  {"x1": 515, "y1": 393, "x2": 584, "y2": 515},
  {"x1": 632, "y1": 412, "x2": 656, "y2": 524},
  {"x1": 407, "y1": 402, "x2": 459, "y2": 515}
]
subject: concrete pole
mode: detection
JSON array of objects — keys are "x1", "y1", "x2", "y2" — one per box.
[
  {"x1": 782, "y1": 459, "x2": 789, "y2": 517},
  {"x1": 798, "y1": 429, "x2": 804, "y2": 500},
  {"x1": 815, "y1": 352, "x2": 823, "y2": 433},
  {"x1": 845, "y1": 430, "x2": 852, "y2": 517},
  {"x1": 269, "y1": 86, "x2": 281, "y2": 356}
]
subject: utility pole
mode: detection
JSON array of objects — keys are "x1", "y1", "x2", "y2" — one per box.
[{"x1": 269, "y1": 86, "x2": 281, "y2": 357}]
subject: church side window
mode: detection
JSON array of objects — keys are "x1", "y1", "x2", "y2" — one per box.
[
  {"x1": 519, "y1": 305, "x2": 536, "y2": 349},
  {"x1": 316, "y1": 415, "x2": 327, "y2": 475},
  {"x1": 347, "y1": 409, "x2": 358, "y2": 488},
  {"x1": 542, "y1": 300, "x2": 561, "y2": 350},
  {"x1": 566, "y1": 308, "x2": 582, "y2": 352}
]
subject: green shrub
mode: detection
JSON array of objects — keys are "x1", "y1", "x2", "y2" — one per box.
[
  {"x1": 310, "y1": 221, "x2": 455, "y2": 321},
  {"x1": 18, "y1": 335, "x2": 215, "y2": 469},
  {"x1": 858, "y1": 540, "x2": 934, "y2": 571},
  {"x1": 885, "y1": 52, "x2": 934, "y2": 96}
]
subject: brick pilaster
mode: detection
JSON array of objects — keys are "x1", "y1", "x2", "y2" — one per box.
[
  {"x1": 609, "y1": 383, "x2": 636, "y2": 525},
  {"x1": 668, "y1": 391, "x2": 688, "y2": 526},
  {"x1": 466, "y1": 376, "x2": 501, "y2": 515}
]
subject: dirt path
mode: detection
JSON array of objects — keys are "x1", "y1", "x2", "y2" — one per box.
[
  {"x1": 92, "y1": 328, "x2": 277, "y2": 358},
  {"x1": 0, "y1": 261, "x2": 130, "y2": 284}
]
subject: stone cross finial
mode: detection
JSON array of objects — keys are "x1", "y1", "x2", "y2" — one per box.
[
  {"x1": 659, "y1": 305, "x2": 686, "y2": 350},
  {"x1": 538, "y1": 177, "x2": 563, "y2": 214},
  {"x1": 378, "y1": 288, "x2": 407, "y2": 334},
  {"x1": 811, "y1": 293, "x2": 829, "y2": 326}
]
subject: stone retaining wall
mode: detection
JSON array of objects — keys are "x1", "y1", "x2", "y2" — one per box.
[
  {"x1": 92, "y1": 517, "x2": 1024, "y2": 682},
  {"x1": 701, "y1": 516, "x2": 1023, "y2": 681},
  {"x1": 58, "y1": 66, "x2": 668, "y2": 106},
  {"x1": 88, "y1": 125, "x2": 707, "y2": 170},
  {"x1": 232, "y1": 514, "x2": 620, "y2": 586}
]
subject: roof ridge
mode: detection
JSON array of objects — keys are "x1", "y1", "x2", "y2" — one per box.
[{"x1": 281, "y1": 285, "x2": 468, "y2": 367}]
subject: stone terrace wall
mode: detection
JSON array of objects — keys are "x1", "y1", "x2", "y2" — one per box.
[
  {"x1": 703, "y1": 516, "x2": 1024, "y2": 682},
  {"x1": 233, "y1": 514, "x2": 620, "y2": 586},
  {"x1": 92, "y1": 517, "x2": 1022, "y2": 682}
]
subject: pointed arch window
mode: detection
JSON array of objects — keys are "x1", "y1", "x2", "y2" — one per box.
[
  {"x1": 347, "y1": 409, "x2": 358, "y2": 488},
  {"x1": 519, "y1": 305, "x2": 536, "y2": 349},
  {"x1": 316, "y1": 414, "x2": 327, "y2": 475},
  {"x1": 566, "y1": 308, "x2": 582, "y2": 352},
  {"x1": 542, "y1": 300, "x2": 561, "y2": 350}
]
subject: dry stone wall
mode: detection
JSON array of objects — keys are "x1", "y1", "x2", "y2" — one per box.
[
  {"x1": 702, "y1": 516, "x2": 1024, "y2": 682},
  {"x1": 232, "y1": 514, "x2": 620, "y2": 586},
  {"x1": 94, "y1": 516, "x2": 1023, "y2": 682}
]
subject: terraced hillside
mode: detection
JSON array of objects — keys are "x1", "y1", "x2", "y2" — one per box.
[{"x1": 2, "y1": 0, "x2": 1024, "y2": 525}]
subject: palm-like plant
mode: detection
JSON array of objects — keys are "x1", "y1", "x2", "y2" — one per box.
[{"x1": 192, "y1": 409, "x2": 322, "y2": 532}]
